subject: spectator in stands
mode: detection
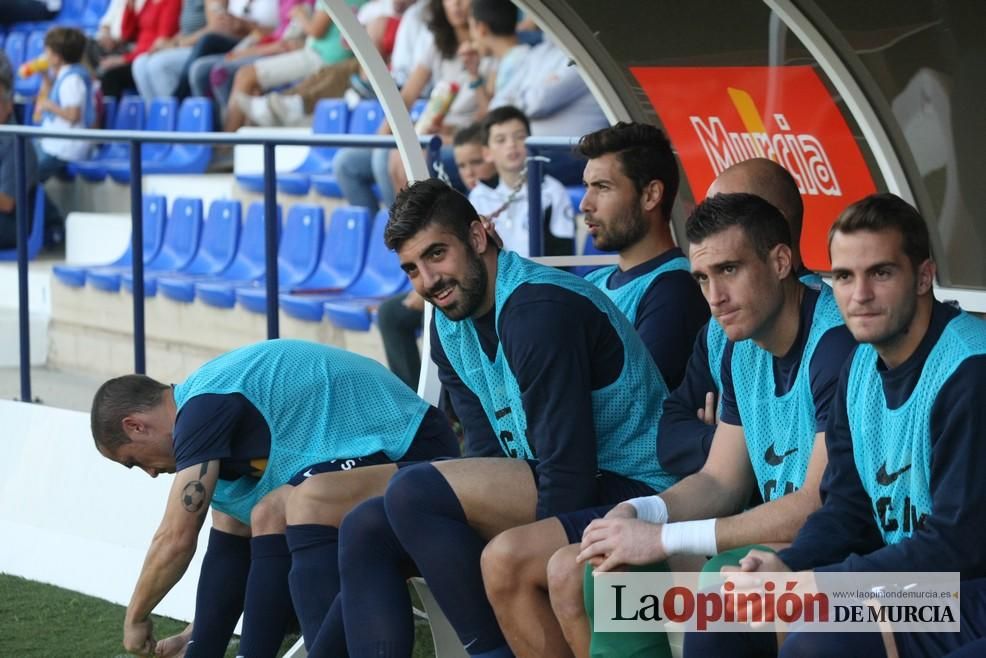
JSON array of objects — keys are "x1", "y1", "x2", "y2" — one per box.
[
  {"x1": 0, "y1": 51, "x2": 13, "y2": 96},
  {"x1": 172, "y1": 0, "x2": 281, "y2": 99},
  {"x1": 0, "y1": 79, "x2": 39, "y2": 250},
  {"x1": 130, "y1": 0, "x2": 209, "y2": 99},
  {"x1": 537, "y1": 193, "x2": 854, "y2": 658},
  {"x1": 89, "y1": 339, "x2": 458, "y2": 657},
  {"x1": 238, "y1": 0, "x2": 415, "y2": 127},
  {"x1": 222, "y1": 0, "x2": 365, "y2": 132},
  {"x1": 33, "y1": 27, "x2": 94, "y2": 182},
  {"x1": 686, "y1": 194, "x2": 986, "y2": 658},
  {"x1": 468, "y1": 105, "x2": 575, "y2": 256},
  {"x1": 92, "y1": 0, "x2": 137, "y2": 60},
  {"x1": 204, "y1": 0, "x2": 313, "y2": 110},
  {"x1": 378, "y1": 122, "x2": 494, "y2": 390},
  {"x1": 99, "y1": 0, "x2": 182, "y2": 99},
  {"x1": 300, "y1": 178, "x2": 677, "y2": 657},
  {"x1": 333, "y1": 0, "x2": 493, "y2": 210},
  {"x1": 2, "y1": 0, "x2": 60, "y2": 25}
]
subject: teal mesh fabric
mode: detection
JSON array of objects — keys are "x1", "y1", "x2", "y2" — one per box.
[
  {"x1": 706, "y1": 272, "x2": 821, "y2": 413},
  {"x1": 848, "y1": 312, "x2": 986, "y2": 544},
  {"x1": 584, "y1": 256, "x2": 691, "y2": 325},
  {"x1": 435, "y1": 250, "x2": 676, "y2": 491},
  {"x1": 730, "y1": 284, "x2": 844, "y2": 502},
  {"x1": 173, "y1": 340, "x2": 429, "y2": 524}
]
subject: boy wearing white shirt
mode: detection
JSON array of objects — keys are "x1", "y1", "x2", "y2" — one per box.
[
  {"x1": 468, "y1": 105, "x2": 576, "y2": 257},
  {"x1": 34, "y1": 27, "x2": 93, "y2": 181}
]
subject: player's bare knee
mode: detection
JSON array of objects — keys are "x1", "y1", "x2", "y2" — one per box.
[
  {"x1": 547, "y1": 546, "x2": 584, "y2": 620},
  {"x1": 250, "y1": 491, "x2": 287, "y2": 535},
  {"x1": 481, "y1": 529, "x2": 526, "y2": 598}
]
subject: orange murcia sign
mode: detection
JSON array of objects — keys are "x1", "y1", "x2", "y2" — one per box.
[{"x1": 631, "y1": 65, "x2": 879, "y2": 270}]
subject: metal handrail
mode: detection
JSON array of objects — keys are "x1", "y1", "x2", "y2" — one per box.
[{"x1": 0, "y1": 124, "x2": 581, "y2": 403}]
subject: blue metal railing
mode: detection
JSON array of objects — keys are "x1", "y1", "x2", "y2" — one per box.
[{"x1": 0, "y1": 124, "x2": 580, "y2": 403}]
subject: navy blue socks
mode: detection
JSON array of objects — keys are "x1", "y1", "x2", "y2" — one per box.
[
  {"x1": 237, "y1": 534, "x2": 294, "y2": 657},
  {"x1": 186, "y1": 528, "x2": 251, "y2": 657},
  {"x1": 285, "y1": 524, "x2": 341, "y2": 648},
  {"x1": 385, "y1": 463, "x2": 512, "y2": 656}
]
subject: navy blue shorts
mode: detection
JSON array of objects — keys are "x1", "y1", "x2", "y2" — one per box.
[
  {"x1": 555, "y1": 472, "x2": 657, "y2": 543},
  {"x1": 288, "y1": 406, "x2": 459, "y2": 485}
]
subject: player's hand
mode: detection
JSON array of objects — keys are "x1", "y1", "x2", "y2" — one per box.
[
  {"x1": 123, "y1": 617, "x2": 156, "y2": 655},
  {"x1": 577, "y1": 518, "x2": 666, "y2": 572},
  {"x1": 697, "y1": 391, "x2": 718, "y2": 425},
  {"x1": 721, "y1": 548, "x2": 791, "y2": 575},
  {"x1": 155, "y1": 623, "x2": 192, "y2": 657},
  {"x1": 604, "y1": 502, "x2": 637, "y2": 520}
]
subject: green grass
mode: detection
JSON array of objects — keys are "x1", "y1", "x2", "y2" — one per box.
[{"x1": 0, "y1": 574, "x2": 435, "y2": 657}]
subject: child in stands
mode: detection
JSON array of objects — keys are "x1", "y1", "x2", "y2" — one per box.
[
  {"x1": 33, "y1": 27, "x2": 94, "y2": 181},
  {"x1": 468, "y1": 105, "x2": 575, "y2": 256}
]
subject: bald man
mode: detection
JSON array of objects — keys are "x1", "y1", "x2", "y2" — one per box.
[{"x1": 544, "y1": 159, "x2": 844, "y2": 658}]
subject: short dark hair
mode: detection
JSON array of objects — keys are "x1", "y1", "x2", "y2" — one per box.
[
  {"x1": 686, "y1": 192, "x2": 791, "y2": 261},
  {"x1": 481, "y1": 105, "x2": 530, "y2": 144},
  {"x1": 385, "y1": 178, "x2": 481, "y2": 252},
  {"x1": 453, "y1": 122, "x2": 484, "y2": 147},
  {"x1": 44, "y1": 27, "x2": 87, "y2": 64},
  {"x1": 90, "y1": 374, "x2": 169, "y2": 451},
  {"x1": 577, "y1": 122, "x2": 679, "y2": 219},
  {"x1": 828, "y1": 193, "x2": 931, "y2": 268},
  {"x1": 471, "y1": 0, "x2": 518, "y2": 36}
]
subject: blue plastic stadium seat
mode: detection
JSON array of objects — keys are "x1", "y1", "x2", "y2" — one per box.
[
  {"x1": 307, "y1": 209, "x2": 414, "y2": 329},
  {"x1": 106, "y1": 97, "x2": 178, "y2": 183},
  {"x1": 57, "y1": 0, "x2": 87, "y2": 24},
  {"x1": 81, "y1": 0, "x2": 111, "y2": 29},
  {"x1": 161, "y1": 201, "x2": 275, "y2": 303},
  {"x1": 0, "y1": 186, "x2": 46, "y2": 262},
  {"x1": 235, "y1": 204, "x2": 349, "y2": 313},
  {"x1": 69, "y1": 95, "x2": 146, "y2": 182},
  {"x1": 142, "y1": 97, "x2": 213, "y2": 174},
  {"x1": 309, "y1": 99, "x2": 387, "y2": 198},
  {"x1": 196, "y1": 203, "x2": 320, "y2": 309},
  {"x1": 100, "y1": 96, "x2": 117, "y2": 129},
  {"x1": 55, "y1": 195, "x2": 167, "y2": 287},
  {"x1": 4, "y1": 32, "x2": 25, "y2": 73},
  {"x1": 14, "y1": 31, "x2": 46, "y2": 97},
  {"x1": 250, "y1": 206, "x2": 369, "y2": 318},
  {"x1": 88, "y1": 197, "x2": 200, "y2": 293},
  {"x1": 120, "y1": 198, "x2": 205, "y2": 296},
  {"x1": 270, "y1": 98, "x2": 350, "y2": 196}
]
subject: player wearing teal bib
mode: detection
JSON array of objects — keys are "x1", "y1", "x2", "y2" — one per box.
[
  {"x1": 90, "y1": 340, "x2": 457, "y2": 657},
  {"x1": 698, "y1": 194, "x2": 986, "y2": 658},
  {"x1": 484, "y1": 122, "x2": 708, "y2": 656},
  {"x1": 574, "y1": 193, "x2": 856, "y2": 658}
]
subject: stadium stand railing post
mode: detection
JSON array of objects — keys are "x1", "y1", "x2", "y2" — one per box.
[
  {"x1": 263, "y1": 142, "x2": 279, "y2": 340},
  {"x1": 14, "y1": 134, "x2": 31, "y2": 402},
  {"x1": 130, "y1": 141, "x2": 146, "y2": 374},
  {"x1": 527, "y1": 151, "x2": 544, "y2": 257}
]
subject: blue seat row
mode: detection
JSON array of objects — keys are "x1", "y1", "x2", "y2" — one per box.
[
  {"x1": 52, "y1": 197, "x2": 410, "y2": 333},
  {"x1": 66, "y1": 96, "x2": 213, "y2": 182},
  {"x1": 236, "y1": 98, "x2": 426, "y2": 199},
  {"x1": 1, "y1": 0, "x2": 109, "y2": 36}
]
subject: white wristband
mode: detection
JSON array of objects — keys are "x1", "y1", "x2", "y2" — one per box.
[
  {"x1": 661, "y1": 519, "x2": 718, "y2": 556},
  {"x1": 627, "y1": 495, "x2": 668, "y2": 524}
]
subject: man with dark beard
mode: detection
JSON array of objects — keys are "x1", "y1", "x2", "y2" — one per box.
[
  {"x1": 579, "y1": 122, "x2": 709, "y2": 390},
  {"x1": 304, "y1": 178, "x2": 680, "y2": 658}
]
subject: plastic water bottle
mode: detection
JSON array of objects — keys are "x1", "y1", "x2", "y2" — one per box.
[{"x1": 414, "y1": 81, "x2": 460, "y2": 134}]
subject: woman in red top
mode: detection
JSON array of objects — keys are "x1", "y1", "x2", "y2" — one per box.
[{"x1": 100, "y1": 0, "x2": 182, "y2": 99}]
